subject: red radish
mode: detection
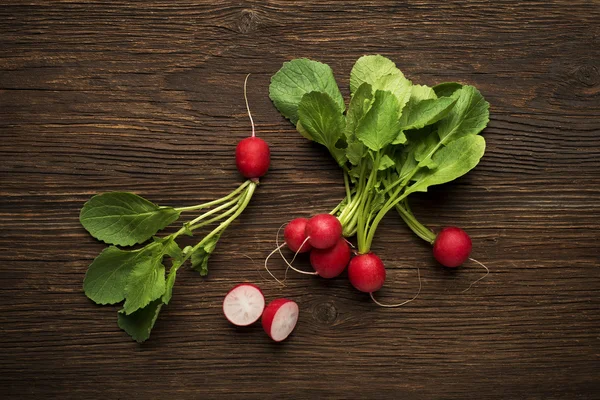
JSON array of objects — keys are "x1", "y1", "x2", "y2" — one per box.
[
  {"x1": 347, "y1": 253, "x2": 386, "y2": 293},
  {"x1": 284, "y1": 218, "x2": 312, "y2": 253},
  {"x1": 236, "y1": 74, "x2": 270, "y2": 180},
  {"x1": 222, "y1": 283, "x2": 265, "y2": 327},
  {"x1": 433, "y1": 226, "x2": 472, "y2": 268},
  {"x1": 305, "y1": 214, "x2": 343, "y2": 249},
  {"x1": 309, "y1": 237, "x2": 351, "y2": 278},
  {"x1": 236, "y1": 137, "x2": 270, "y2": 179},
  {"x1": 262, "y1": 298, "x2": 299, "y2": 342}
]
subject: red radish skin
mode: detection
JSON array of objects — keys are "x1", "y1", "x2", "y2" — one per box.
[
  {"x1": 222, "y1": 283, "x2": 265, "y2": 327},
  {"x1": 305, "y1": 214, "x2": 343, "y2": 249},
  {"x1": 309, "y1": 238, "x2": 351, "y2": 278},
  {"x1": 236, "y1": 137, "x2": 270, "y2": 179},
  {"x1": 348, "y1": 253, "x2": 386, "y2": 293},
  {"x1": 284, "y1": 218, "x2": 312, "y2": 253},
  {"x1": 261, "y1": 298, "x2": 299, "y2": 342},
  {"x1": 433, "y1": 227, "x2": 472, "y2": 268}
]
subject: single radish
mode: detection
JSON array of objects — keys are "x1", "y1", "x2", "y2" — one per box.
[
  {"x1": 222, "y1": 283, "x2": 265, "y2": 327},
  {"x1": 309, "y1": 237, "x2": 351, "y2": 278},
  {"x1": 262, "y1": 298, "x2": 299, "y2": 342},
  {"x1": 235, "y1": 74, "x2": 271, "y2": 180},
  {"x1": 236, "y1": 137, "x2": 270, "y2": 179},
  {"x1": 305, "y1": 213, "x2": 343, "y2": 249},
  {"x1": 347, "y1": 253, "x2": 386, "y2": 293},
  {"x1": 433, "y1": 226, "x2": 472, "y2": 268},
  {"x1": 283, "y1": 218, "x2": 312, "y2": 253}
]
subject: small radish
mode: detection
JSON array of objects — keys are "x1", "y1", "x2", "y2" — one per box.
[
  {"x1": 262, "y1": 298, "x2": 299, "y2": 342},
  {"x1": 309, "y1": 237, "x2": 351, "y2": 278},
  {"x1": 283, "y1": 218, "x2": 312, "y2": 253},
  {"x1": 347, "y1": 253, "x2": 386, "y2": 293},
  {"x1": 348, "y1": 253, "x2": 421, "y2": 308},
  {"x1": 236, "y1": 137, "x2": 270, "y2": 179},
  {"x1": 433, "y1": 226, "x2": 472, "y2": 268},
  {"x1": 305, "y1": 213, "x2": 343, "y2": 249},
  {"x1": 236, "y1": 74, "x2": 271, "y2": 180},
  {"x1": 223, "y1": 283, "x2": 265, "y2": 327}
]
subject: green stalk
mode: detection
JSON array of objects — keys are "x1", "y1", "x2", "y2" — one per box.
[
  {"x1": 364, "y1": 189, "x2": 410, "y2": 253},
  {"x1": 356, "y1": 153, "x2": 380, "y2": 254},
  {"x1": 174, "y1": 180, "x2": 250, "y2": 213},
  {"x1": 395, "y1": 202, "x2": 436, "y2": 244},
  {"x1": 191, "y1": 182, "x2": 257, "y2": 252},
  {"x1": 164, "y1": 182, "x2": 257, "y2": 281}
]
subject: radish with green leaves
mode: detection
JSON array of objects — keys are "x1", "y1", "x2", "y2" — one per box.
[
  {"x1": 269, "y1": 55, "x2": 490, "y2": 303},
  {"x1": 79, "y1": 75, "x2": 270, "y2": 342}
]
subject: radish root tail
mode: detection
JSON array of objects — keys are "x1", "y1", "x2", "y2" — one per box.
[
  {"x1": 462, "y1": 257, "x2": 490, "y2": 293},
  {"x1": 370, "y1": 267, "x2": 422, "y2": 308},
  {"x1": 243, "y1": 73, "x2": 255, "y2": 138},
  {"x1": 264, "y1": 243, "x2": 286, "y2": 286},
  {"x1": 282, "y1": 236, "x2": 316, "y2": 279}
]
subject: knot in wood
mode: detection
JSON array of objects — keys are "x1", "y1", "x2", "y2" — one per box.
[
  {"x1": 573, "y1": 65, "x2": 599, "y2": 87},
  {"x1": 312, "y1": 301, "x2": 338, "y2": 325},
  {"x1": 236, "y1": 9, "x2": 260, "y2": 34}
]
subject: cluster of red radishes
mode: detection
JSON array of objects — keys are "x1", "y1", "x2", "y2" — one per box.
[
  {"x1": 276, "y1": 213, "x2": 397, "y2": 294},
  {"x1": 222, "y1": 283, "x2": 298, "y2": 342},
  {"x1": 268, "y1": 214, "x2": 476, "y2": 306}
]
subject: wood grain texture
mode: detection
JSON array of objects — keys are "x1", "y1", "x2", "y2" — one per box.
[{"x1": 1, "y1": 1, "x2": 599, "y2": 399}]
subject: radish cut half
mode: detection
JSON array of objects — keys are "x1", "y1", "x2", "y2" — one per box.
[
  {"x1": 223, "y1": 283, "x2": 265, "y2": 326},
  {"x1": 262, "y1": 298, "x2": 299, "y2": 342}
]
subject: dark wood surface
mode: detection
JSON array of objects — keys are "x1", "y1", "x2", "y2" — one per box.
[{"x1": 1, "y1": 1, "x2": 599, "y2": 399}]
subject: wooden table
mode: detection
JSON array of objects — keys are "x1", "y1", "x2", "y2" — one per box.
[{"x1": 1, "y1": 1, "x2": 598, "y2": 398}]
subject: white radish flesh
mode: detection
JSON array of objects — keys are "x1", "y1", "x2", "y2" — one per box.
[
  {"x1": 262, "y1": 298, "x2": 299, "y2": 342},
  {"x1": 222, "y1": 283, "x2": 265, "y2": 326}
]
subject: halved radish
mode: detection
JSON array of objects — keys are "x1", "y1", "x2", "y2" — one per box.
[
  {"x1": 262, "y1": 298, "x2": 299, "y2": 342},
  {"x1": 223, "y1": 283, "x2": 265, "y2": 326}
]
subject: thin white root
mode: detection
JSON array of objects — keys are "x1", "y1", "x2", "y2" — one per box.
[
  {"x1": 343, "y1": 237, "x2": 356, "y2": 249},
  {"x1": 244, "y1": 73, "x2": 255, "y2": 138},
  {"x1": 369, "y1": 267, "x2": 422, "y2": 308},
  {"x1": 462, "y1": 257, "x2": 490, "y2": 293},
  {"x1": 289, "y1": 236, "x2": 310, "y2": 264},
  {"x1": 264, "y1": 243, "x2": 286, "y2": 286},
  {"x1": 283, "y1": 236, "x2": 317, "y2": 279}
]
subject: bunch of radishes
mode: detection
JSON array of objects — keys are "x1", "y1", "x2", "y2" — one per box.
[{"x1": 267, "y1": 55, "x2": 490, "y2": 306}]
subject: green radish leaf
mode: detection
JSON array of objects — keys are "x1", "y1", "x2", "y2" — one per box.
[
  {"x1": 79, "y1": 192, "x2": 180, "y2": 246},
  {"x1": 410, "y1": 84, "x2": 438, "y2": 102},
  {"x1": 437, "y1": 86, "x2": 490, "y2": 144},
  {"x1": 372, "y1": 73, "x2": 412, "y2": 112},
  {"x1": 350, "y1": 55, "x2": 402, "y2": 95},
  {"x1": 345, "y1": 82, "x2": 374, "y2": 142},
  {"x1": 405, "y1": 135, "x2": 486, "y2": 195},
  {"x1": 399, "y1": 96, "x2": 457, "y2": 131},
  {"x1": 392, "y1": 131, "x2": 407, "y2": 145},
  {"x1": 269, "y1": 58, "x2": 345, "y2": 125},
  {"x1": 155, "y1": 236, "x2": 183, "y2": 261},
  {"x1": 118, "y1": 298, "x2": 163, "y2": 343},
  {"x1": 83, "y1": 246, "x2": 139, "y2": 305},
  {"x1": 297, "y1": 91, "x2": 347, "y2": 166},
  {"x1": 346, "y1": 141, "x2": 366, "y2": 165},
  {"x1": 433, "y1": 82, "x2": 463, "y2": 98},
  {"x1": 355, "y1": 90, "x2": 402, "y2": 152},
  {"x1": 162, "y1": 267, "x2": 178, "y2": 305},
  {"x1": 191, "y1": 235, "x2": 221, "y2": 276},
  {"x1": 414, "y1": 128, "x2": 440, "y2": 164},
  {"x1": 122, "y1": 250, "x2": 166, "y2": 315},
  {"x1": 378, "y1": 154, "x2": 396, "y2": 171}
]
